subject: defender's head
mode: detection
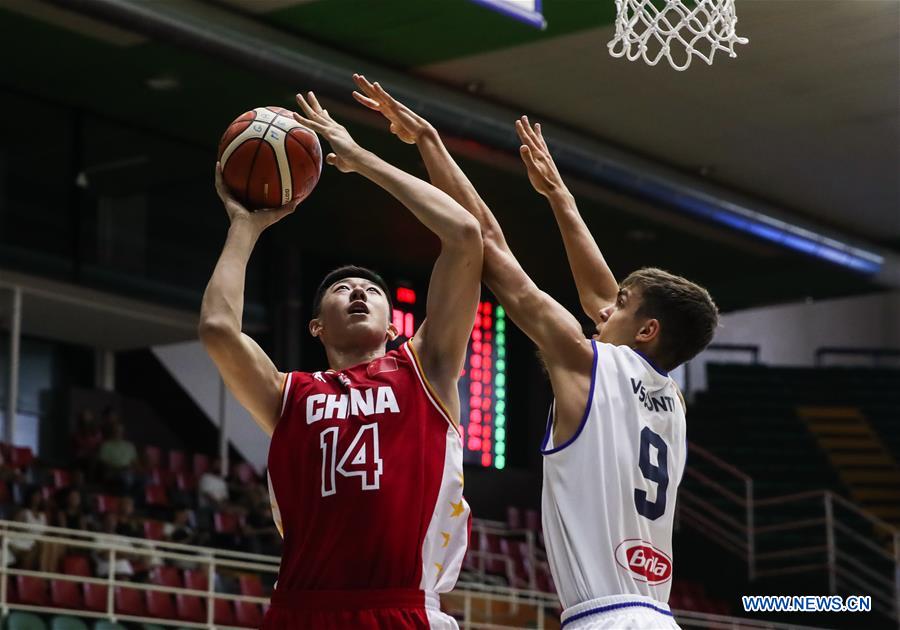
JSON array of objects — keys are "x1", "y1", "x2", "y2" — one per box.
[
  {"x1": 595, "y1": 267, "x2": 718, "y2": 371},
  {"x1": 310, "y1": 265, "x2": 397, "y2": 353}
]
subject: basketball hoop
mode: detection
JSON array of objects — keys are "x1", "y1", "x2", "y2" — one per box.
[{"x1": 608, "y1": 0, "x2": 748, "y2": 71}]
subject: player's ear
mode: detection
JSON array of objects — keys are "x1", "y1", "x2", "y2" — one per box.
[
  {"x1": 386, "y1": 322, "x2": 399, "y2": 341},
  {"x1": 309, "y1": 318, "x2": 324, "y2": 339},
  {"x1": 636, "y1": 318, "x2": 660, "y2": 343}
]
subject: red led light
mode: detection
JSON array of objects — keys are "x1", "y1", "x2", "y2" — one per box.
[
  {"x1": 483, "y1": 426, "x2": 492, "y2": 439},
  {"x1": 470, "y1": 382, "x2": 482, "y2": 396},
  {"x1": 392, "y1": 309, "x2": 404, "y2": 332},
  {"x1": 471, "y1": 354, "x2": 483, "y2": 369},
  {"x1": 470, "y1": 396, "x2": 482, "y2": 410},
  {"x1": 474, "y1": 314, "x2": 482, "y2": 328},
  {"x1": 484, "y1": 385, "x2": 492, "y2": 397},
  {"x1": 485, "y1": 331, "x2": 493, "y2": 341},
  {"x1": 481, "y1": 371, "x2": 490, "y2": 384},
  {"x1": 404, "y1": 313, "x2": 415, "y2": 338},
  {"x1": 471, "y1": 409, "x2": 482, "y2": 423},
  {"x1": 469, "y1": 423, "x2": 482, "y2": 437},
  {"x1": 472, "y1": 329, "x2": 482, "y2": 341},
  {"x1": 483, "y1": 357, "x2": 492, "y2": 370},
  {"x1": 483, "y1": 303, "x2": 492, "y2": 315},
  {"x1": 481, "y1": 398, "x2": 491, "y2": 411},
  {"x1": 396, "y1": 287, "x2": 416, "y2": 304},
  {"x1": 482, "y1": 344, "x2": 493, "y2": 356},
  {"x1": 483, "y1": 317, "x2": 492, "y2": 329},
  {"x1": 471, "y1": 368, "x2": 482, "y2": 382},
  {"x1": 472, "y1": 341, "x2": 482, "y2": 355},
  {"x1": 482, "y1": 453, "x2": 492, "y2": 466},
  {"x1": 468, "y1": 437, "x2": 480, "y2": 451}
]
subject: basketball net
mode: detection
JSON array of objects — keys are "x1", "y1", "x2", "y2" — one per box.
[{"x1": 608, "y1": 0, "x2": 748, "y2": 71}]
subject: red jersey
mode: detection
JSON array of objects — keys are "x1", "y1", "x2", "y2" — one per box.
[{"x1": 267, "y1": 341, "x2": 470, "y2": 594}]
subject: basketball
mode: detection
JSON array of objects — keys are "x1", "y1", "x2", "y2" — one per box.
[{"x1": 217, "y1": 106, "x2": 323, "y2": 210}]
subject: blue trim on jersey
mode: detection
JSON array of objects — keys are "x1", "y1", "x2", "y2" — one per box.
[
  {"x1": 632, "y1": 348, "x2": 668, "y2": 377},
  {"x1": 561, "y1": 601, "x2": 674, "y2": 628},
  {"x1": 541, "y1": 341, "x2": 599, "y2": 455}
]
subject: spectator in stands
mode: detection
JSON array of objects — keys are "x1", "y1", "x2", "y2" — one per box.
[
  {"x1": 245, "y1": 499, "x2": 281, "y2": 556},
  {"x1": 98, "y1": 422, "x2": 138, "y2": 490},
  {"x1": 199, "y1": 457, "x2": 228, "y2": 508},
  {"x1": 10, "y1": 489, "x2": 48, "y2": 570},
  {"x1": 56, "y1": 488, "x2": 91, "y2": 531},
  {"x1": 93, "y1": 512, "x2": 135, "y2": 579},
  {"x1": 99, "y1": 406, "x2": 121, "y2": 439},
  {"x1": 115, "y1": 496, "x2": 141, "y2": 538},
  {"x1": 165, "y1": 506, "x2": 197, "y2": 545},
  {"x1": 72, "y1": 408, "x2": 103, "y2": 475}
]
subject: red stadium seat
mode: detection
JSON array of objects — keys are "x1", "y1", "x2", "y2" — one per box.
[
  {"x1": 150, "y1": 565, "x2": 183, "y2": 588},
  {"x1": 143, "y1": 519, "x2": 165, "y2": 541},
  {"x1": 524, "y1": 509, "x2": 541, "y2": 533},
  {"x1": 144, "y1": 445, "x2": 162, "y2": 468},
  {"x1": 149, "y1": 467, "x2": 175, "y2": 487},
  {"x1": 193, "y1": 453, "x2": 211, "y2": 476},
  {"x1": 500, "y1": 539, "x2": 530, "y2": 589},
  {"x1": 168, "y1": 449, "x2": 187, "y2": 473},
  {"x1": 146, "y1": 590, "x2": 177, "y2": 618},
  {"x1": 145, "y1": 483, "x2": 169, "y2": 507},
  {"x1": 51, "y1": 579, "x2": 83, "y2": 609},
  {"x1": 115, "y1": 586, "x2": 147, "y2": 616},
  {"x1": 184, "y1": 569, "x2": 209, "y2": 591},
  {"x1": 83, "y1": 583, "x2": 109, "y2": 612},
  {"x1": 61, "y1": 554, "x2": 91, "y2": 577},
  {"x1": 214, "y1": 598, "x2": 236, "y2": 625},
  {"x1": 11, "y1": 446, "x2": 34, "y2": 469},
  {"x1": 235, "y1": 601, "x2": 263, "y2": 626},
  {"x1": 238, "y1": 574, "x2": 263, "y2": 597},
  {"x1": 95, "y1": 495, "x2": 119, "y2": 514},
  {"x1": 15, "y1": 576, "x2": 49, "y2": 606},
  {"x1": 177, "y1": 594, "x2": 205, "y2": 622},
  {"x1": 214, "y1": 512, "x2": 239, "y2": 534},
  {"x1": 176, "y1": 472, "x2": 197, "y2": 491},
  {"x1": 51, "y1": 469, "x2": 71, "y2": 489},
  {"x1": 506, "y1": 506, "x2": 522, "y2": 529}
]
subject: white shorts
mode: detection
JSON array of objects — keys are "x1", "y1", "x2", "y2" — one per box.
[{"x1": 561, "y1": 594, "x2": 681, "y2": 629}]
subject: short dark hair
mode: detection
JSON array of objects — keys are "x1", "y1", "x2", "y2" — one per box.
[
  {"x1": 621, "y1": 267, "x2": 719, "y2": 370},
  {"x1": 312, "y1": 265, "x2": 393, "y2": 317}
]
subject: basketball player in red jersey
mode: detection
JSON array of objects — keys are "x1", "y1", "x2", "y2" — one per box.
[{"x1": 199, "y1": 90, "x2": 482, "y2": 629}]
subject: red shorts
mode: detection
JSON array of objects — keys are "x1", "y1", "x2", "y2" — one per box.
[{"x1": 261, "y1": 587, "x2": 457, "y2": 629}]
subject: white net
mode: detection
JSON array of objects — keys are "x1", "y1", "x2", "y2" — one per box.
[{"x1": 608, "y1": 0, "x2": 748, "y2": 71}]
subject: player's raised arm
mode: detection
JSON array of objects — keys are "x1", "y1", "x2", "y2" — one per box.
[
  {"x1": 198, "y1": 167, "x2": 297, "y2": 436},
  {"x1": 351, "y1": 76, "x2": 594, "y2": 426},
  {"x1": 293, "y1": 91, "x2": 482, "y2": 417},
  {"x1": 516, "y1": 117, "x2": 619, "y2": 325}
]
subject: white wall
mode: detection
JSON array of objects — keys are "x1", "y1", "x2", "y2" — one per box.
[
  {"x1": 152, "y1": 341, "x2": 269, "y2": 474},
  {"x1": 686, "y1": 291, "x2": 900, "y2": 395}
]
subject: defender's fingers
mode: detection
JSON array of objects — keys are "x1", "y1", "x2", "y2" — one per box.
[
  {"x1": 534, "y1": 122, "x2": 549, "y2": 150},
  {"x1": 295, "y1": 93, "x2": 322, "y2": 121},
  {"x1": 292, "y1": 111, "x2": 325, "y2": 132},
  {"x1": 516, "y1": 119, "x2": 541, "y2": 153},
  {"x1": 307, "y1": 91, "x2": 325, "y2": 115},
  {"x1": 352, "y1": 91, "x2": 381, "y2": 110},
  {"x1": 521, "y1": 115, "x2": 542, "y2": 149},
  {"x1": 373, "y1": 81, "x2": 397, "y2": 105},
  {"x1": 353, "y1": 73, "x2": 378, "y2": 97}
]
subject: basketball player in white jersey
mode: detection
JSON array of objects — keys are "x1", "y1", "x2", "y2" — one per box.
[{"x1": 353, "y1": 76, "x2": 719, "y2": 629}]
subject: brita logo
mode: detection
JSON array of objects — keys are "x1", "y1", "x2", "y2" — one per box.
[{"x1": 614, "y1": 539, "x2": 672, "y2": 584}]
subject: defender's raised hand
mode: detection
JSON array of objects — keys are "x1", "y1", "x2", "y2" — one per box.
[
  {"x1": 293, "y1": 91, "x2": 364, "y2": 173},
  {"x1": 516, "y1": 116, "x2": 566, "y2": 198},
  {"x1": 352, "y1": 74, "x2": 431, "y2": 145}
]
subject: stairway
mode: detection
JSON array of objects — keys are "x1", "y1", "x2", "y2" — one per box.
[{"x1": 798, "y1": 406, "x2": 900, "y2": 525}]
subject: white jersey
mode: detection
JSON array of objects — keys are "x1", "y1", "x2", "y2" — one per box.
[{"x1": 542, "y1": 341, "x2": 686, "y2": 626}]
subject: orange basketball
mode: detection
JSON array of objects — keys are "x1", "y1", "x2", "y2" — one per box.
[{"x1": 217, "y1": 106, "x2": 322, "y2": 210}]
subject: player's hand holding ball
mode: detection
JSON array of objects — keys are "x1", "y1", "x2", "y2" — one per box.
[
  {"x1": 214, "y1": 162, "x2": 299, "y2": 233},
  {"x1": 293, "y1": 91, "x2": 365, "y2": 174}
]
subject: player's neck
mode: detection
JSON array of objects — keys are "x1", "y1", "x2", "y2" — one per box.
[{"x1": 324, "y1": 345, "x2": 386, "y2": 371}]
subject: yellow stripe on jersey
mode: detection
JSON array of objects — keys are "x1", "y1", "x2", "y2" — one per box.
[{"x1": 407, "y1": 339, "x2": 457, "y2": 428}]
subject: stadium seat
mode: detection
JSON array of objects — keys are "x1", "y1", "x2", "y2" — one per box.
[
  {"x1": 234, "y1": 601, "x2": 263, "y2": 627},
  {"x1": 193, "y1": 453, "x2": 211, "y2": 476},
  {"x1": 168, "y1": 449, "x2": 187, "y2": 472},
  {"x1": 93, "y1": 623, "x2": 127, "y2": 630},
  {"x1": 51, "y1": 469, "x2": 72, "y2": 489},
  {"x1": 94, "y1": 495, "x2": 119, "y2": 514},
  {"x1": 146, "y1": 590, "x2": 177, "y2": 618},
  {"x1": 16, "y1": 575, "x2": 50, "y2": 606},
  {"x1": 62, "y1": 553, "x2": 92, "y2": 577},
  {"x1": 50, "y1": 617, "x2": 89, "y2": 630},
  {"x1": 150, "y1": 565, "x2": 183, "y2": 588},
  {"x1": 214, "y1": 598, "x2": 236, "y2": 625},
  {"x1": 506, "y1": 506, "x2": 522, "y2": 529},
  {"x1": 238, "y1": 573, "x2": 263, "y2": 597},
  {"x1": 144, "y1": 483, "x2": 169, "y2": 507},
  {"x1": 524, "y1": 509, "x2": 541, "y2": 533},
  {"x1": 214, "y1": 511, "x2": 239, "y2": 534},
  {"x1": 6, "y1": 612, "x2": 46, "y2": 630},
  {"x1": 176, "y1": 594, "x2": 205, "y2": 622},
  {"x1": 115, "y1": 586, "x2": 147, "y2": 616},
  {"x1": 51, "y1": 579, "x2": 84, "y2": 609},
  {"x1": 11, "y1": 445, "x2": 35, "y2": 469},
  {"x1": 148, "y1": 468, "x2": 175, "y2": 488},
  {"x1": 175, "y1": 471, "x2": 197, "y2": 491},
  {"x1": 144, "y1": 445, "x2": 162, "y2": 468},
  {"x1": 184, "y1": 568, "x2": 209, "y2": 591},
  {"x1": 143, "y1": 519, "x2": 165, "y2": 541},
  {"x1": 82, "y1": 583, "x2": 109, "y2": 612}
]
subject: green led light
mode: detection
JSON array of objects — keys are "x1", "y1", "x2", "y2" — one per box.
[
  {"x1": 495, "y1": 442, "x2": 505, "y2": 456},
  {"x1": 496, "y1": 305, "x2": 505, "y2": 318},
  {"x1": 496, "y1": 359, "x2": 506, "y2": 372},
  {"x1": 498, "y1": 346, "x2": 506, "y2": 359},
  {"x1": 497, "y1": 387, "x2": 506, "y2": 400},
  {"x1": 495, "y1": 399, "x2": 506, "y2": 414},
  {"x1": 496, "y1": 414, "x2": 505, "y2": 428},
  {"x1": 495, "y1": 455, "x2": 506, "y2": 470},
  {"x1": 495, "y1": 373, "x2": 506, "y2": 387},
  {"x1": 496, "y1": 319, "x2": 506, "y2": 333},
  {"x1": 496, "y1": 332, "x2": 506, "y2": 346},
  {"x1": 496, "y1": 427, "x2": 506, "y2": 441}
]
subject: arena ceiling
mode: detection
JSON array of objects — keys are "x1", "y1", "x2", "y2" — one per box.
[{"x1": 0, "y1": 0, "x2": 897, "y2": 319}]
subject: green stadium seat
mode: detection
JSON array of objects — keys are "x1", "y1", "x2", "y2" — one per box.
[
  {"x1": 92, "y1": 622, "x2": 127, "y2": 630},
  {"x1": 49, "y1": 617, "x2": 89, "y2": 630},
  {"x1": 6, "y1": 612, "x2": 46, "y2": 630}
]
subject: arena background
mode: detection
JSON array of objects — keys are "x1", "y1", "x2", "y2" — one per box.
[{"x1": 0, "y1": 1, "x2": 898, "y2": 628}]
